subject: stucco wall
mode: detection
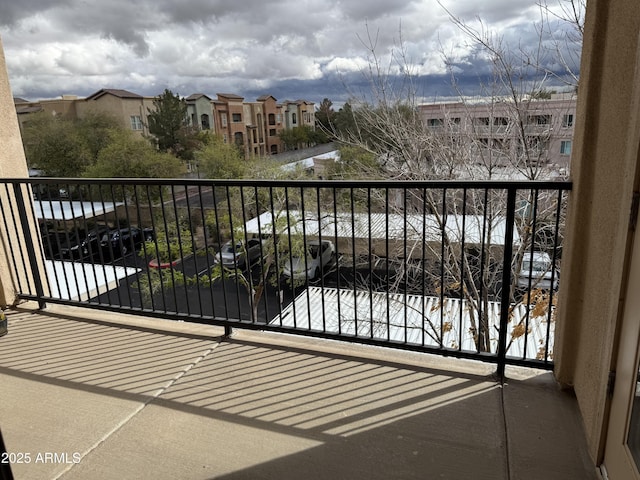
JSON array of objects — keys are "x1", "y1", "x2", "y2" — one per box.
[
  {"x1": 554, "y1": 0, "x2": 640, "y2": 462},
  {"x1": 0, "y1": 36, "x2": 39, "y2": 307}
]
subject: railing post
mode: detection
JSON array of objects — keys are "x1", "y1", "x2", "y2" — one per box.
[
  {"x1": 497, "y1": 187, "x2": 517, "y2": 380},
  {"x1": 13, "y1": 183, "x2": 46, "y2": 309}
]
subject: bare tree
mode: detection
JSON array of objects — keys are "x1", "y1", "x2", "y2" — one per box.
[{"x1": 323, "y1": 11, "x2": 575, "y2": 356}]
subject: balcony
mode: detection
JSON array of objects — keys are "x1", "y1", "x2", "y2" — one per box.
[
  {"x1": 0, "y1": 305, "x2": 596, "y2": 479},
  {"x1": 0, "y1": 177, "x2": 597, "y2": 478}
]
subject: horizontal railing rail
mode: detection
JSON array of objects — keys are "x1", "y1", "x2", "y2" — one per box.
[{"x1": 0, "y1": 177, "x2": 571, "y2": 375}]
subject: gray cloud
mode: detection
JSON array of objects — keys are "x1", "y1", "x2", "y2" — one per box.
[{"x1": 0, "y1": 0, "x2": 581, "y2": 104}]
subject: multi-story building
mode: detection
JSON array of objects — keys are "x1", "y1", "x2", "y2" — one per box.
[
  {"x1": 257, "y1": 95, "x2": 284, "y2": 155},
  {"x1": 282, "y1": 99, "x2": 315, "y2": 130},
  {"x1": 185, "y1": 94, "x2": 214, "y2": 132},
  {"x1": 420, "y1": 94, "x2": 576, "y2": 171},
  {"x1": 13, "y1": 89, "x2": 315, "y2": 159}
]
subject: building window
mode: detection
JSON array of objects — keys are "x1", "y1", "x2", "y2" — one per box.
[
  {"x1": 223, "y1": 134, "x2": 228, "y2": 143},
  {"x1": 269, "y1": 129, "x2": 276, "y2": 136},
  {"x1": 221, "y1": 114, "x2": 227, "y2": 127},
  {"x1": 276, "y1": 114, "x2": 283, "y2": 124},
  {"x1": 560, "y1": 140, "x2": 572, "y2": 155},
  {"x1": 201, "y1": 114, "x2": 210, "y2": 130},
  {"x1": 232, "y1": 113, "x2": 242, "y2": 122},
  {"x1": 529, "y1": 115, "x2": 551, "y2": 125},
  {"x1": 130, "y1": 115, "x2": 143, "y2": 131},
  {"x1": 427, "y1": 118, "x2": 444, "y2": 127},
  {"x1": 268, "y1": 113, "x2": 276, "y2": 125},
  {"x1": 473, "y1": 117, "x2": 490, "y2": 126},
  {"x1": 234, "y1": 132, "x2": 244, "y2": 145},
  {"x1": 562, "y1": 114, "x2": 574, "y2": 128},
  {"x1": 292, "y1": 113, "x2": 297, "y2": 124},
  {"x1": 493, "y1": 117, "x2": 509, "y2": 126}
]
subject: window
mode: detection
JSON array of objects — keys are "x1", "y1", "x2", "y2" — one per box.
[
  {"x1": 201, "y1": 114, "x2": 210, "y2": 130},
  {"x1": 269, "y1": 129, "x2": 276, "y2": 136},
  {"x1": 130, "y1": 115, "x2": 143, "y2": 131},
  {"x1": 562, "y1": 114, "x2": 574, "y2": 128},
  {"x1": 221, "y1": 114, "x2": 227, "y2": 127},
  {"x1": 276, "y1": 114, "x2": 283, "y2": 124},
  {"x1": 529, "y1": 115, "x2": 551, "y2": 125},
  {"x1": 493, "y1": 117, "x2": 509, "y2": 126},
  {"x1": 234, "y1": 132, "x2": 244, "y2": 145},
  {"x1": 560, "y1": 140, "x2": 572, "y2": 155},
  {"x1": 427, "y1": 118, "x2": 444, "y2": 127},
  {"x1": 473, "y1": 117, "x2": 490, "y2": 126},
  {"x1": 268, "y1": 113, "x2": 276, "y2": 125},
  {"x1": 232, "y1": 113, "x2": 242, "y2": 123},
  {"x1": 292, "y1": 113, "x2": 297, "y2": 124},
  {"x1": 223, "y1": 133, "x2": 228, "y2": 143}
]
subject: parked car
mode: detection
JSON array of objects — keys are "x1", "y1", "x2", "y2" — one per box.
[
  {"x1": 59, "y1": 225, "x2": 111, "y2": 260},
  {"x1": 283, "y1": 240, "x2": 335, "y2": 282},
  {"x1": 516, "y1": 251, "x2": 559, "y2": 291},
  {"x1": 40, "y1": 228, "x2": 68, "y2": 260},
  {"x1": 215, "y1": 238, "x2": 263, "y2": 269},
  {"x1": 100, "y1": 227, "x2": 145, "y2": 259}
]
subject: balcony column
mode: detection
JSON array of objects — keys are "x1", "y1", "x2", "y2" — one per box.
[
  {"x1": 553, "y1": 0, "x2": 640, "y2": 463},
  {"x1": 0, "y1": 36, "x2": 42, "y2": 308}
]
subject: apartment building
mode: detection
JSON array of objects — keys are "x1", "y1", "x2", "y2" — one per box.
[
  {"x1": 13, "y1": 90, "x2": 315, "y2": 158},
  {"x1": 282, "y1": 99, "x2": 315, "y2": 130},
  {"x1": 185, "y1": 93, "x2": 214, "y2": 132},
  {"x1": 420, "y1": 94, "x2": 576, "y2": 170},
  {"x1": 257, "y1": 94, "x2": 285, "y2": 155}
]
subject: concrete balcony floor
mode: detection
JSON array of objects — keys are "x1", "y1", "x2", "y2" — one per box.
[{"x1": 0, "y1": 305, "x2": 598, "y2": 480}]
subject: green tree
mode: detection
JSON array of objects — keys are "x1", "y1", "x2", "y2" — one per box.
[
  {"x1": 22, "y1": 113, "x2": 92, "y2": 176},
  {"x1": 195, "y1": 135, "x2": 250, "y2": 179},
  {"x1": 83, "y1": 130, "x2": 184, "y2": 178},
  {"x1": 147, "y1": 89, "x2": 191, "y2": 157}
]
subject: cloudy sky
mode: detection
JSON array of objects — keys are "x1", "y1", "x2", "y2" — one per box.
[{"x1": 0, "y1": 0, "x2": 582, "y2": 105}]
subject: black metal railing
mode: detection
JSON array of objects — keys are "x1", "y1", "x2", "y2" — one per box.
[{"x1": 0, "y1": 178, "x2": 570, "y2": 374}]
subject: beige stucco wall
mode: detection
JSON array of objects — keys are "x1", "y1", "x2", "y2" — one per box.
[
  {"x1": 554, "y1": 0, "x2": 640, "y2": 462},
  {"x1": 0, "y1": 36, "x2": 42, "y2": 307}
]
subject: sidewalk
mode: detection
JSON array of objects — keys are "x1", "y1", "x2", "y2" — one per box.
[{"x1": 0, "y1": 305, "x2": 597, "y2": 479}]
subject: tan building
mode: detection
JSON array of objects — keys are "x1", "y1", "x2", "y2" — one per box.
[
  {"x1": 75, "y1": 89, "x2": 155, "y2": 137},
  {"x1": 14, "y1": 89, "x2": 315, "y2": 158},
  {"x1": 257, "y1": 94, "x2": 285, "y2": 155},
  {"x1": 420, "y1": 94, "x2": 576, "y2": 171}
]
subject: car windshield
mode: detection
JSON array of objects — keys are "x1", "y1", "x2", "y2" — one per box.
[
  {"x1": 308, "y1": 245, "x2": 319, "y2": 258},
  {"x1": 222, "y1": 243, "x2": 243, "y2": 253},
  {"x1": 523, "y1": 260, "x2": 550, "y2": 272}
]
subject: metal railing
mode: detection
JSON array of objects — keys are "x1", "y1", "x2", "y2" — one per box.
[{"x1": 0, "y1": 178, "x2": 570, "y2": 375}]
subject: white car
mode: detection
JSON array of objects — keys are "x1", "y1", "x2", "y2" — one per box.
[
  {"x1": 283, "y1": 240, "x2": 335, "y2": 281},
  {"x1": 517, "y1": 251, "x2": 559, "y2": 290}
]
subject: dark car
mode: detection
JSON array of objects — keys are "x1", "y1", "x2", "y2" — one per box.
[
  {"x1": 100, "y1": 227, "x2": 144, "y2": 259},
  {"x1": 59, "y1": 225, "x2": 111, "y2": 261}
]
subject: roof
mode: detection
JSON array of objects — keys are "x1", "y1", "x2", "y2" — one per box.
[
  {"x1": 85, "y1": 89, "x2": 143, "y2": 101},
  {"x1": 13, "y1": 97, "x2": 30, "y2": 104},
  {"x1": 186, "y1": 93, "x2": 212, "y2": 101},
  {"x1": 16, "y1": 105, "x2": 43, "y2": 114},
  {"x1": 46, "y1": 260, "x2": 140, "y2": 301},
  {"x1": 216, "y1": 93, "x2": 245, "y2": 101},
  {"x1": 257, "y1": 95, "x2": 277, "y2": 102},
  {"x1": 245, "y1": 210, "x2": 520, "y2": 246},
  {"x1": 272, "y1": 286, "x2": 553, "y2": 361},
  {"x1": 35, "y1": 201, "x2": 123, "y2": 220}
]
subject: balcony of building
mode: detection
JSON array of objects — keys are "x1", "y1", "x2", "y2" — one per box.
[{"x1": 0, "y1": 178, "x2": 598, "y2": 479}]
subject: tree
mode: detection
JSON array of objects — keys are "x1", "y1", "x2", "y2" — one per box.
[
  {"x1": 83, "y1": 130, "x2": 184, "y2": 179},
  {"x1": 195, "y1": 135, "x2": 249, "y2": 179},
  {"x1": 22, "y1": 112, "x2": 92, "y2": 176},
  {"x1": 147, "y1": 89, "x2": 192, "y2": 158},
  {"x1": 325, "y1": 16, "x2": 576, "y2": 355}
]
